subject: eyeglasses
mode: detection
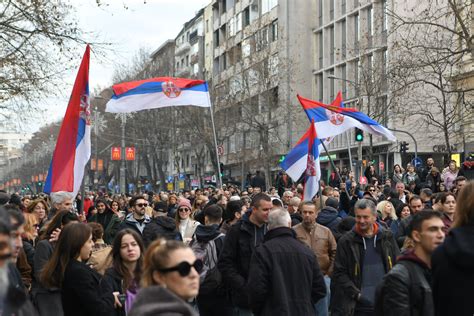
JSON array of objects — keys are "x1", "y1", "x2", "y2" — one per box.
[
  {"x1": 178, "y1": 208, "x2": 190, "y2": 212},
  {"x1": 158, "y1": 259, "x2": 203, "y2": 277},
  {"x1": 136, "y1": 203, "x2": 149, "y2": 208}
]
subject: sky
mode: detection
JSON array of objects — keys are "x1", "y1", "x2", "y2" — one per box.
[{"x1": 32, "y1": 0, "x2": 209, "y2": 132}]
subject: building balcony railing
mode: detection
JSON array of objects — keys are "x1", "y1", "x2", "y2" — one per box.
[{"x1": 175, "y1": 42, "x2": 191, "y2": 55}]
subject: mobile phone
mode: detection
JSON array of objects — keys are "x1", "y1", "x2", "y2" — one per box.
[{"x1": 118, "y1": 294, "x2": 127, "y2": 305}]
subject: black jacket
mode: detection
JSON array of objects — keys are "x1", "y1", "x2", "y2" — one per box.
[
  {"x1": 290, "y1": 212, "x2": 303, "y2": 226},
  {"x1": 247, "y1": 227, "x2": 326, "y2": 316},
  {"x1": 142, "y1": 216, "x2": 181, "y2": 247},
  {"x1": 217, "y1": 213, "x2": 267, "y2": 308},
  {"x1": 432, "y1": 224, "x2": 474, "y2": 316},
  {"x1": 62, "y1": 260, "x2": 107, "y2": 316},
  {"x1": 376, "y1": 251, "x2": 434, "y2": 316},
  {"x1": 99, "y1": 268, "x2": 126, "y2": 316},
  {"x1": 3, "y1": 263, "x2": 37, "y2": 316},
  {"x1": 330, "y1": 224, "x2": 400, "y2": 316},
  {"x1": 396, "y1": 216, "x2": 413, "y2": 248},
  {"x1": 317, "y1": 206, "x2": 343, "y2": 240}
]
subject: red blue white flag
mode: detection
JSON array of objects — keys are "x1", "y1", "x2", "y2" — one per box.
[
  {"x1": 44, "y1": 45, "x2": 91, "y2": 197},
  {"x1": 302, "y1": 120, "x2": 320, "y2": 201},
  {"x1": 298, "y1": 92, "x2": 396, "y2": 141},
  {"x1": 105, "y1": 77, "x2": 211, "y2": 113}
]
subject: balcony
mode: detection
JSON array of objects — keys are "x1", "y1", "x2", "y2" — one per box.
[{"x1": 175, "y1": 42, "x2": 191, "y2": 56}]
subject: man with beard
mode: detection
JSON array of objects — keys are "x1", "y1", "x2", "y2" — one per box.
[
  {"x1": 293, "y1": 201, "x2": 336, "y2": 316},
  {"x1": 118, "y1": 196, "x2": 151, "y2": 236}
]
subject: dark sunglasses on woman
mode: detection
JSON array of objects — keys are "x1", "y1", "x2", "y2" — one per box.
[{"x1": 157, "y1": 259, "x2": 203, "y2": 277}]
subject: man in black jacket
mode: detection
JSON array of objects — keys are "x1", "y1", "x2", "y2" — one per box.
[
  {"x1": 247, "y1": 208, "x2": 326, "y2": 316},
  {"x1": 218, "y1": 193, "x2": 271, "y2": 315},
  {"x1": 331, "y1": 199, "x2": 399, "y2": 316},
  {"x1": 376, "y1": 210, "x2": 444, "y2": 316}
]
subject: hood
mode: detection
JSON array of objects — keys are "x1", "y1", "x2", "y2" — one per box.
[
  {"x1": 125, "y1": 213, "x2": 151, "y2": 224},
  {"x1": 443, "y1": 225, "x2": 474, "y2": 269},
  {"x1": 129, "y1": 285, "x2": 196, "y2": 316},
  {"x1": 352, "y1": 222, "x2": 382, "y2": 250},
  {"x1": 316, "y1": 206, "x2": 339, "y2": 225},
  {"x1": 154, "y1": 216, "x2": 176, "y2": 230},
  {"x1": 195, "y1": 224, "x2": 221, "y2": 242},
  {"x1": 397, "y1": 250, "x2": 430, "y2": 270}
]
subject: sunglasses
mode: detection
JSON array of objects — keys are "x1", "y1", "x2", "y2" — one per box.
[
  {"x1": 178, "y1": 208, "x2": 190, "y2": 212},
  {"x1": 158, "y1": 259, "x2": 203, "y2": 277},
  {"x1": 369, "y1": 189, "x2": 375, "y2": 192},
  {"x1": 136, "y1": 203, "x2": 149, "y2": 208}
]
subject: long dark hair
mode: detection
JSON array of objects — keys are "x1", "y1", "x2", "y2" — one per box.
[
  {"x1": 40, "y1": 210, "x2": 79, "y2": 240},
  {"x1": 40, "y1": 222, "x2": 92, "y2": 288},
  {"x1": 110, "y1": 229, "x2": 144, "y2": 291}
]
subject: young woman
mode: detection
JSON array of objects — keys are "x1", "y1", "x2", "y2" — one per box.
[
  {"x1": 441, "y1": 160, "x2": 462, "y2": 191},
  {"x1": 440, "y1": 192, "x2": 456, "y2": 233},
  {"x1": 392, "y1": 164, "x2": 404, "y2": 187},
  {"x1": 129, "y1": 239, "x2": 200, "y2": 316},
  {"x1": 88, "y1": 199, "x2": 121, "y2": 244},
  {"x1": 174, "y1": 199, "x2": 200, "y2": 244},
  {"x1": 376, "y1": 201, "x2": 398, "y2": 235},
  {"x1": 40, "y1": 222, "x2": 109, "y2": 316},
  {"x1": 110, "y1": 200, "x2": 125, "y2": 220},
  {"x1": 27, "y1": 199, "x2": 49, "y2": 231},
  {"x1": 100, "y1": 229, "x2": 144, "y2": 316},
  {"x1": 22, "y1": 213, "x2": 39, "y2": 270},
  {"x1": 32, "y1": 210, "x2": 79, "y2": 316}
]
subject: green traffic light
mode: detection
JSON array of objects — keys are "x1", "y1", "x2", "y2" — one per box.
[
  {"x1": 356, "y1": 134, "x2": 363, "y2": 141},
  {"x1": 279, "y1": 155, "x2": 285, "y2": 163}
]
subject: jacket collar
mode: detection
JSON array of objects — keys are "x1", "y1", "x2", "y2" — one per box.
[{"x1": 264, "y1": 227, "x2": 295, "y2": 241}]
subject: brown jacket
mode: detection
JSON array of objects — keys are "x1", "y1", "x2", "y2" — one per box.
[{"x1": 293, "y1": 222, "x2": 337, "y2": 276}]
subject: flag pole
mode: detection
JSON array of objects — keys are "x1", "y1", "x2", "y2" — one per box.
[
  {"x1": 320, "y1": 140, "x2": 349, "y2": 201},
  {"x1": 206, "y1": 83, "x2": 222, "y2": 188}
]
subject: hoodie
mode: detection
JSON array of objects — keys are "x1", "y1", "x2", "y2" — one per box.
[
  {"x1": 195, "y1": 224, "x2": 222, "y2": 242},
  {"x1": 317, "y1": 206, "x2": 342, "y2": 240}
]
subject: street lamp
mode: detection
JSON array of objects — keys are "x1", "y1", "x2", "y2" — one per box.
[{"x1": 327, "y1": 74, "x2": 361, "y2": 178}]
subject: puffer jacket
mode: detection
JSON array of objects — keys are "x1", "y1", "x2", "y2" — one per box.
[
  {"x1": 375, "y1": 251, "x2": 434, "y2": 316},
  {"x1": 293, "y1": 222, "x2": 337, "y2": 276}
]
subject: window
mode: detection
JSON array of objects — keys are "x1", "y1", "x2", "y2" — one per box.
[
  {"x1": 186, "y1": 55, "x2": 189, "y2": 66},
  {"x1": 328, "y1": 69, "x2": 335, "y2": 102},
  {"x1": 318, "y1": 0, "x2": 323, "y2": 26},
  {"x1": 367, "y1": 6, "x2": 373, "y2": 37},
  {"x1": 235, "y1": 43, "x2": 242, "y2": 61},
  {"x1": 316, "y1": 74, "x2": 324, "y2": 101},
  {"x1": 318, "y1": 31, "x2": 323, "y2": 69},
  {"x1": 236, "y1": 12, "x2": 242, "y2": 32},
  {"x1": 341, "y1": 0, "x2": 346, "y2": 14},
  {"x1": 243, "y1": 7, "x2": 250, "y2": 27},
  {"x1": 329, "y1": 25, "x2": 335, "y2": 64},
  {"x1": 242, "y1": 38, "x2": 251, "y2": 57},
  {"x1": 271, "y1": 20, "x2": 278, "y2": 41},
  {"x1": 341, "y1": 19, "x2": 346, "y2": 58},
  {"x1": 330, "y1": 0, "x2": 334, "y2": 21},
  {"x1": 214, "y1": 30, "x2": 220, "y2": 47},
  {"x1": 382, "y1": 0, "x2": 388, "y2": 32},
  {"x1": 341, "y1": 64, "x2": 347, "y2": 98},
  {"x1": 229, "y1": 17, "x2": 236, "y2": 37},
  {"x1": 354, "y1": 13, "x2": 359, "y2": 43},
  {"x1": 262, "y1": 0, "x2": 278, "y2": 14}
]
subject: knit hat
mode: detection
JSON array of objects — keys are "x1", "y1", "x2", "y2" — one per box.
[{"x1": 177, "y1": 198, "x2": 192, "y2": 210}]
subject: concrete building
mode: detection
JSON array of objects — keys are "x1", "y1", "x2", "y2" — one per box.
[{"x1": 0, "y1": 130, "x2": 32, "y2": 181}]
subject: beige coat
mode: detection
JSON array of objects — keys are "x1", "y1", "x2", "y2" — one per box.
[{"x1": 293, "y1": 222, "x2": 337, "y2": 276}]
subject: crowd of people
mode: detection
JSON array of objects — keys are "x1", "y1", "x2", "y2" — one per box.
[{"x1": 0, "y1": 156, "x2": 472, "y2": 316}]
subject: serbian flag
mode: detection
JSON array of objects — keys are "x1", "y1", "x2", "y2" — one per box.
[
  {"x1": 105, "y1": 77, "x2": 211, "y2": 113},
  {"x1": 44, "y1": 45, "x2": 91, "y2": 197},
  {"x1": 298, "y1": 92, "x2": 396, "y2": 141},
  {"x1": 302, "y1": 121, "x2": 320, "y2": 201}
]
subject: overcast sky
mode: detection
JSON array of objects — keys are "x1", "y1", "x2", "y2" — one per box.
[{"x1": 33, "y1": 0, "x2": 209, "y2": 132}]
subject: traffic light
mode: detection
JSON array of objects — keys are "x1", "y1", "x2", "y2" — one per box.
[
  {"x1": 400, "y1": 142, "x2": 409, "y2": 153},
  {"x1": 355, "y1": 128, "x2": 364, "y2": 142},
  {"x1": 278, "y1": 155, "x2": 285, "y2": 163}
]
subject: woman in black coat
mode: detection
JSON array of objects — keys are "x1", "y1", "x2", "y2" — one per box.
[
  {"x1": 100, "y1": 229, "x2": 144, "y2": 316},
  {"x1": 432, "y1": 181, "x2": 474, "y2": 316},
  {"x1": 40, "y1": 222, "x2": 111, "y2": 316}
]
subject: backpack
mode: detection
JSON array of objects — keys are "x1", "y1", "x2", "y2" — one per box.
[{"x1": 190, "y1": 233, "x2": 225, "y2": 295}]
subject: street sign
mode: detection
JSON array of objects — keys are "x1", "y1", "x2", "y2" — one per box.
[
  {"x1": 412, "y1": 157, "x2": 423, "y2": 168},
  {"x1": 217, "y1": 145, "x2": 224, "y2": 156},
  {"x1": 359, "y1": 176, "x2": 368, "y2": 184},
  {"x1": 125, "y1": 147, "x2": 136, "y2": 161},
  {"x1": 111, "y1": 147, "x2": 121, "y2": 161},
  {"x1": 379, "y1": 162, "x2": 385, "y2": 171},
  {"x1": 167, "y1": 176, "x2": 173, "y2": 183}
]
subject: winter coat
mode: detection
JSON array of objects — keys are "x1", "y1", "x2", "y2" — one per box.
[
  {"x1": 316, "y1": 206, "x2": 343, "y2": 240},
  {"x1": 218, "y1": 213, "x2": 267, "y2": 309},
  {"x1": 330, "y1": 224, "x2": 399, "y2": 316},
  {"x1": 142, "y1": 216, "x2": 181, "y2": 247},
  {"x1": 89, "y1": 211, "x2": 122, "y2": 244},
  {"x1": 432, "y1": 224, "x2": 474, "y2": 316},
  {"x1": 117, "y1": 213, "x2": 151, "y2": 236},
  {"x1": 441, "y1": 168, "x2": 459, "y2": 191},
  {"x1": 62, "y1": 260, "x2": 108, "y2": 316},
  {"x1": 129, "y1": 285, "x2": 197, "y2": 316},
  {"x1": 293, "y1": 222, "x2": 337, "y2": 276},
  {"x1": 425, "y1": 173, "x2": 442, "y2": 193},
  {"x1": 376, "y1": 251, "x2": 434, "y2": 316},
  {"x1": 247, "y1": 227, "x2": 326, "y2": 316}
]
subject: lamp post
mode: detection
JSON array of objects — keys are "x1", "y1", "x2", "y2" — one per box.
[{"x1": 327, "y1": 74, "x2": 362, "y2": 178}]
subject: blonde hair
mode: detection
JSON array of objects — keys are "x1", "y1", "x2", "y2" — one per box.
[
  {"x1": 377, "y1": 200, "x2": 397, "y2": 220},
  {"x1": 141, "y1": 239, "x2": 188, "y2": 288},
  {"x1": 23, "y1": 213, "x2": 38, "y2": 241},
  {"x1": 453, "y1": 181, "x2": 474, "y2": 228}
]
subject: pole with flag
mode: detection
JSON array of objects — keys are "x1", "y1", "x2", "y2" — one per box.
[
  {"x1": 44, "y1": 45, "x2": 91, "y2": 198},
  {"x1": 302, "y1": 120, "x2": 321, "y2": 201}
]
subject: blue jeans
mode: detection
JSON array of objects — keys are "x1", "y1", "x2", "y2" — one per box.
[{"x1": 314, "y1": 275, "x2": 331, "y2": 316}]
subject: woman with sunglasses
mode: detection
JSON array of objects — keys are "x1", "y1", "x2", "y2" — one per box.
[
  {"x1": 175, "y1": 199, "x2": 200, "y2": 245},
  {"x1": 40, "y1": 222, "x2": 109, "y2": 316},
  {"x1": 129, "y1": 239, "x2": 201, "y2": 316},
  {"x1": 100, "y1": 229, "x2": 144, "y2": 316}
]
